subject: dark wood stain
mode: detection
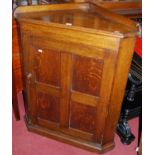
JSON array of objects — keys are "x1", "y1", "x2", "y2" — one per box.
[
  {"x1": 15, "y1": 2, "x2": 138, "y2": 153},
  {"x1": 70, "y1": 101, "x2": 97, "y2": 134},
  {"x1": 72, "y1": 55, "x2": 103, "y2": 96},
  {"x1": 35, "y1": 48, "x2": 60, "y2": 87},
  {"x1": 37, "y1": 92, "x2": 60, "y2": 123},
  {"x1": 12, "y1": 19, "x2": 23, "y2": 92}
]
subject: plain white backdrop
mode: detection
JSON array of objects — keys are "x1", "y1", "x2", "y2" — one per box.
[
  {"x1": 0, "y1": 0, "x2": 12, "y2": 155},
  {"x1": 142, "y1": 0, "x2": 155, "y2": 154},
  {"x1": 0, "y1": 0, "x2": 155, "y2": 155}
]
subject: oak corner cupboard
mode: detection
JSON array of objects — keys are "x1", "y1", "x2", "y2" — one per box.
[{"x1": 14, "y1": 2, "x2": 138, "y2": 153}]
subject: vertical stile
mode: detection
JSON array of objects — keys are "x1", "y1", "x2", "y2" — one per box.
[
  {"x1": 60, "y1": 52, "x2": 73, "y2": 128},
  {"x1": 94, "y1": 51, "x2": 117, "y2": 143}
]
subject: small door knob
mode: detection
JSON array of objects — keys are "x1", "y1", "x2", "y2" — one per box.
[{"x1": 27, "y1": 73, "x2": 32, "y2": 80}]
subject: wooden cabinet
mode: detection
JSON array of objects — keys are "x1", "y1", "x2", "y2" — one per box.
[{"x1": 14, "y1": 2, "x2": 138, "y2": 153}]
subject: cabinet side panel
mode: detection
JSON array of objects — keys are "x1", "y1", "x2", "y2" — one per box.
[{"x1": 102, "y1": 37, "x2": 136, "y2": 144}]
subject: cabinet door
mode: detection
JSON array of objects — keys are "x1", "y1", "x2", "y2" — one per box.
[{"x1": 24, "y1": 35, "x2": 117, "y2": 144}]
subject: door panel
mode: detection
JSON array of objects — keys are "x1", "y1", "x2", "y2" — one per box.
[
  {"x1": 37, "y1": 92, "x2": 60, "y2": 123},
  {"x1": 35, "y1": 48, "x2": 61, "y2": 87},
  {"x1": 27, "y1": 36, "x2": 116, "y2": 143},
  {"x1": 72, "y1": 55, "x2": 103, "y2": 96},
  {"x1": 70, "y1": 101, "x2": 97, "y2": 133}
]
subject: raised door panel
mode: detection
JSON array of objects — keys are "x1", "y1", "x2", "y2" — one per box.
[
  {"x1": 70, "y1": 101, "x2": 97, "y2": 133},
  {"x1": 37, "y1": 92, "x2": 60, "y2": 123},
  {"x1": 72, "y1": 55, "x2": 103, "y2": 96},
  {"x1": 35, "y1": 48, "x2": 61, "y2": 87}
]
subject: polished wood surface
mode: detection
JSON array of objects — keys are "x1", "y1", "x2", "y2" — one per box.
[
  {"x1": 15, "y1": 2, "x2": 137, "y2": 153},
  {"x1": 15, "y1": 10, "x2": 132, "y2": 33},
  {"x1": 94, "y1": 0, "x2": 142, "y2": 18},
  {"x1": 12, "y1": 18, "x2": 23, "y2": 120},
  {"x1": 12, "y1": 18, "x2": 23, "y2": 92},
  {"x1": 15, "y1": 3, "x2": 137, "y2": 35},
  {"x1": 12, "y1": 69, "x2": 20, "y2": 120},
  {"x1": 12, "y1": 0, "x2": 141, "y2": 93},
  {"x1": 92, "y1": 0, "x2": 142, "y2": 10},
  {"x1": 72, "y1": 0, "x2": 142, "y2": 18}
]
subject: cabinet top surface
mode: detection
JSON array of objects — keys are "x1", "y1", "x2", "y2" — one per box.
[{"x1": 15, "y1": 3, "x2": 138, "y2": 36}]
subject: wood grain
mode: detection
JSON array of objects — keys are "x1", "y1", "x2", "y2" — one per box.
[
  {"x1": 102, "y1": 37, "x2": 136, "y2": 144},
  {"x1": 16, "y1": 2, "x2": 138, "y2": 153},
  {"x1": 71, "y1": 91, "x2": 98, "y2": 107},
  {"x1": 70, "y1": 101, "x2": 97, "y2": 133},
  {"x1": 35, "y1": 48, "x2": 61, "y2": 87},
  {"x1": 72, "y1": 55, "x2": 103, "y2": 96},
  {"x1": 12, "y1": 18, "x2": 23, "y2": 92},
  {"x1": 60, "y1": 52, "x2": 72, "y2": 128},
  {"x1": 37, "y1": 92, "x2": 60, "y2": 123}
]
